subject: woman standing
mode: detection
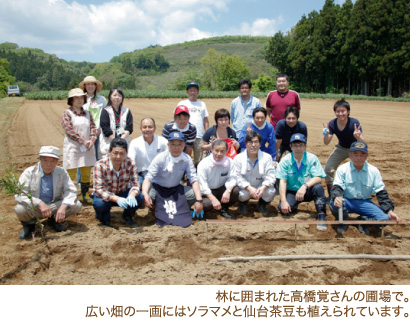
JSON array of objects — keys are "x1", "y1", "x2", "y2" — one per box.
[
  {"x1": 79, "y1": 76, "x2": 107, "y2": 160},
  {"x1": 99, "y1": 87, "x2": 133, "y2": 158},
  {"x1": 61, "y1": 88, "x2": 97, "y2": 203},
  {"x1": 201, "y1": 108, "x2": 239, "y2": 157}
]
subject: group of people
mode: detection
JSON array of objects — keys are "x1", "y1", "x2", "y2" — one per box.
[{"x1": 13, "y1": 74, "x2": 400, "y2": 239}]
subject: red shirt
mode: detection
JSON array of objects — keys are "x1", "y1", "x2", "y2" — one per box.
[{"x1": 265, "y1": 90, "x2": 301, "y2": 130}]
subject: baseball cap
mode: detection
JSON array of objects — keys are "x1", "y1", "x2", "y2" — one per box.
[
  {"x1": 39, "y1": 146, "x2": 60, "y2": 159},
  {"x1": 290, "y1": 133, "x2": 307, "y2": 144},
  {"x1": 168, "y1": 131, "x2": 185, "y2": 142},
  {"x1": 350, "y1": 141, "x2": 368, "y2": 153},
  {"x1": 174, "y1": 105, "x2": 189, "y2": 115},
  {"x1": 186, "y1": 82, "x2": 199, "y2": 90}
]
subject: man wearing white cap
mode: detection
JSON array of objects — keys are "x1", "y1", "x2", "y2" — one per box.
[{"x1": 14, "y1": 146, "x2": 82, "y2": 239}]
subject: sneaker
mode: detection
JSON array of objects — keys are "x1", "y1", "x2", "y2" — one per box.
[
  {"x1": 220, "y1": 208, "x2": 235, "y2": 219},
  {"x1": 337, "y1": 224, "x2": 348, "y2": 234},
  {"x1": 357, "y1": 224, "x2": 370, "y2": 235},
  {"x1": 317, "y1": 213, "x2": 327, "y2": 231}
]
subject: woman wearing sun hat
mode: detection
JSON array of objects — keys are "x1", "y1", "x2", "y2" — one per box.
[
  {"x1": 79, "y1": 75, "x2": 107, "y2": 160},
  {"x1": 61, "y1": 88, "x2": 97, "y2": 203}
]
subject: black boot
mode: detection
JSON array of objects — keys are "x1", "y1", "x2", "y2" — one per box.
[
  {"x1": 122, "y1": 212, "x2": 138, "y2": 228},
  {"x1": 316, "y1": 203, "x2": 327, "y2": 231},
  {"x1": 238, "y1": 200, "x2": 249, "y2": 215},
  {"x1": 81, "y1": 182, "x2": 93, "y2": 204},
  {"x1": 48, "y1": 216, "x2": 67, "y2": 232},
  {"x1": 258, "y1": 198, "x2": 270, "y2": 217},
  {"x1": 18, "y1": 221, "x2": 35, "y2": 239},
  {"x1": 220, "y1": 207, "x2": 235, "y2": 219}
]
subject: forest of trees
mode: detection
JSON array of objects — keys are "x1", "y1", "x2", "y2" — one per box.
[
  {"x1": 0, "y1": 0, "x2": 408, "y2": 97},
  {"x1": 264, "y1": 0, "x2": 410, "y2": 97}
]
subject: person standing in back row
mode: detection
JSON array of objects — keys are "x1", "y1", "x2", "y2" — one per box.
[
  {"x1": 177, "y1": 82, "x2": 209, "y2": 167},
  {"x1": 266, "y1": 74, "x2": 301, "y2": 130},
  {"x1": 230, "y1": 78, "x2": 263, "y2": 136}
]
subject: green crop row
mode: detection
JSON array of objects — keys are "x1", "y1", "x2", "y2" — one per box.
[{"x1": 23, "y1": 90, "x2": 410, "y2": 102}]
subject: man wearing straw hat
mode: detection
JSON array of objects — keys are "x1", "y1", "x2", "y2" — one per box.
[
  {"x1": 14, "y1": 146, "x2": 82, "y2": 239},
  {"x1": 330, "y1": 141, "x2": 400, "y2": 235}
]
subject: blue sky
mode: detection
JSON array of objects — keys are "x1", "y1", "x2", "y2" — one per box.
[{"x1": 0, "y1": 0, "x2": 347, "y2": 63}]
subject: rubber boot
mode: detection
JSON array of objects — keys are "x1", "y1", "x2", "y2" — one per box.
[
  {"x1": 81, "y1": 182, "x2": 93, "y2": 204},
  {"x1": 316, "y1": 204, "x2": 327, "y2": 231},
  {"x1": 18, "y1": 221, "x2": 35, "y2": 239},
  {"x1": 47, "y1": 216, "x2": 67, "y2": 232},
  {"x1": 258, "y1": 198, "x2": 270, "y2": 217},
  {"x1": 238, "y1": 200, "x2": 249, "y2": 215},
  {"x1": 326, "y1": 184, "x2": 332, "y2": 204}
]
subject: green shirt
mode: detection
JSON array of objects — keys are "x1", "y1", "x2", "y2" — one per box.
[{"x1": 276, "y1": 152, "x2": 326, "y2": 191}]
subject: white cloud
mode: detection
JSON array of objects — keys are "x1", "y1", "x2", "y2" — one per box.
[
  {"x1": 0, "y1": 0, "x2": 280, "y2": 61},
  {"x1": 227, "y1": 17, "x2": 283, "y2": 36}
]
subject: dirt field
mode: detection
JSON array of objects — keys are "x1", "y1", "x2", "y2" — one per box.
[{"x1": 1, "y1": 97, "x2": 410, "y2": 285}]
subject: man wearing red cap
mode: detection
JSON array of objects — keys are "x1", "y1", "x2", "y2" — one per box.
[{"x1": 162, "y1": 105, "x2": 197, "y2": 156}]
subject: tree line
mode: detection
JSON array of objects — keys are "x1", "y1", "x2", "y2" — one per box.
[{"x1": 264, "y1": 0, "x2": 410, "y2": 97}]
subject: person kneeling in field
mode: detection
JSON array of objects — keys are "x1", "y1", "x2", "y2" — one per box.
[
  {"x1": 197, "y1": 139, "x2": 239, "y2": 219},
  {"x1": 276, "y1": 133, "x2": 327, "y2": 230},
  {"x1": 330, "y1": 141, "x2": 400, "y2": 235},
  {"x1": 142, "y1": 131, "x2": 203, "y2": 227},
  {"x1": 14, "y1": 146, "x2": 82, "y2": 239},
  {"x1": 232, "y1": 131, "x2": 276, "y2": 217},
  {"x1": 92, "y1": 138, "x2": 144, "y2": 228}
]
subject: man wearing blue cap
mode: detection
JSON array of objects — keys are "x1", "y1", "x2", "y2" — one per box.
[
  {"x1": 142, "y1": 131, "x2": 203, "y2": 227},
  {"x1": 276, "y1": 133, "x2": 327, "y2": 230},
  {"x1": 177, "y1": 82, "x2": 209, "y2": 166},
  {"x1": 330, "y1": 141, "x2": 400, "y2": 235}
]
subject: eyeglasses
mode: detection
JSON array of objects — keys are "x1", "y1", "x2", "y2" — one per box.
[
  {"x1": 291, "y1": 144, "x2": 305, "y2": 148},
  {"x1": 246, "y1": 141, "x2": 260, "y2": 145}
]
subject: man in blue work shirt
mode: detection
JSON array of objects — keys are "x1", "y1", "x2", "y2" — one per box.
[
  {"x1": 330, "y1": 141, "x2": 400, "y2": 235},
  {"x1": 142, "y1": 131, "x2": 203, "y2": 227},
  {"x1": 276, "y1": 133, "x2": 327, "y2": 230}
]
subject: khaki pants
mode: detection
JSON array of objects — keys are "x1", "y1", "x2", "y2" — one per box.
[
  {"x1": 14, "y1": 199, "x2": 82, "y2": 222},
  {"x1": 324, "y1": 144, "x2": 350, "y2": 185}
]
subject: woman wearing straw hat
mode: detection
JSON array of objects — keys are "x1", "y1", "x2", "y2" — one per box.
[
  {"x1": 99, "y1": 87, "x2": 133, "y2": 158},
  {"x1": 79, "y1": 75, "x2": 107, "y2": 160},
  {"x1": 61, "y1": 88, "x2": 97, "y2": 203}
]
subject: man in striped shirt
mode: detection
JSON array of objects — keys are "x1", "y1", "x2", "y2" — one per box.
[
  {"x1": 162, "y1": 105, "x2": 197, "y2": 156},
  {"x1": 92, "y1": 138, "x2": 144, "y2": 228}
]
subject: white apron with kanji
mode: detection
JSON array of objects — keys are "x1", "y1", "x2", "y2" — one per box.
[{"x1": 63, "y1": 109, "x2": 96, "y2": 170}]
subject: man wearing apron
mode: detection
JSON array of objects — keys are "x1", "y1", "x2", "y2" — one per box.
[
  {"x1": 92, "y1": 138, "x2": 144, "y2": 227},
  {"x1": 141, "y1": 131, "x2": 203, "y2": 227}
]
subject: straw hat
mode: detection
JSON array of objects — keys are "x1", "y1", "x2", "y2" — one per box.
[
  {"x1": 79, "y1": 75, "x2": 103, "y2": 92},
  {"x1": 68, "y1": 88, "x2": 87, "y2": 99}
]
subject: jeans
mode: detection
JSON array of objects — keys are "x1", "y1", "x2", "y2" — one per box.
[
  {"x1": 92, "y1": 189, "x2": 144, "y2": 222},
  {"x1": 329, "y1": 198, "x2": 389, "y2": 221}
]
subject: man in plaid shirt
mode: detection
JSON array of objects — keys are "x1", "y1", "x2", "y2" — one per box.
[{"x1": 92, "y1": 138, "x2": 144, "y2": 227}]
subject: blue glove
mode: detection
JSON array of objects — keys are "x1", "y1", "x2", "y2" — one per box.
[
  {"x1": 126, "y1": 196, "x2": 138, "y2": 208},
  {"x1": 191, "y1": 209, "x2": 204, "y2": 219},
  {"x1": 322, "y1": 128, "x2": 329, "y2": 135},
  {"x1": 117, "y1": 197, "x2": 128, "y2": 209}
]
